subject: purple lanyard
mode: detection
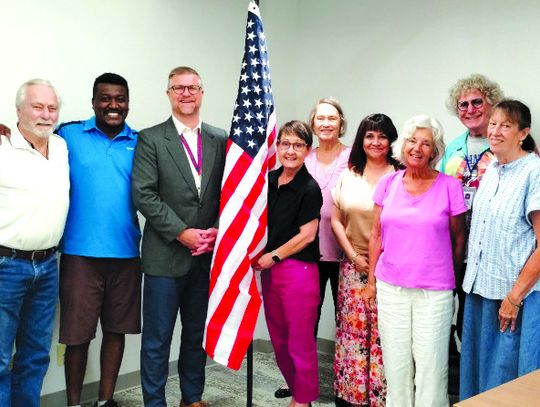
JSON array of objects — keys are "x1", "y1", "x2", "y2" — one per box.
[{"x1": 179, "y1": 129, "x2": 202, "y2": 176}]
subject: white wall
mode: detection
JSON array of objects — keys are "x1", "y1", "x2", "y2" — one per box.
[
  {"x1": 0, "y1": 0, "x2": 297, "y2": 132},
  {"x1": 1, "y1": 0, "x2": 298, "y2": 397},
  {"x1": 294, "y1": 0, "x2": 540, "y2": 147},
  {"x1": 3, "y1": 0, "x2": 540, "y2": 397},
  {"x1": 294, "y1": 0, "x2": 540, "y2": 342}
]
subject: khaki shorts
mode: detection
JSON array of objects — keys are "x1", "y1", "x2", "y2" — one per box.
[{"x1": 59, "y1": 254, "x2": 141, "y2": 345}]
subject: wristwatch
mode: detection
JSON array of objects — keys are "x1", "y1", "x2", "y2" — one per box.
[{"x1": 271, "y1": 250, "x2": 281, "y2": 263}]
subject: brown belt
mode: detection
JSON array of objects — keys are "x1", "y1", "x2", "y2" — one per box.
[{"x1": 0, "y1": 245, "x2": 57, "y2": 261}]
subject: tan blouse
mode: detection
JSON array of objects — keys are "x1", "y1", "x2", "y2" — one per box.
[{"x1": 332, "y1": 167, "x2": 393, "y2": 256}]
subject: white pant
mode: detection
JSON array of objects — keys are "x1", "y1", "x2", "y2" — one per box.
[{"x1": 376, "y1": 280, "x2": 453, "y2": 407}]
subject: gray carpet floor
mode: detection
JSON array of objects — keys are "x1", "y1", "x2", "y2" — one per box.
[
  {"x1": 81, "y1": 351, "x2": 459, "y2": 406},
  {"x1": 82, "y1": 351, "x2": 334, "y2": 406}
]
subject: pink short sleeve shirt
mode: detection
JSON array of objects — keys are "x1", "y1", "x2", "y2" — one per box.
[{"x1": 372, "y1": 170, "x2": 467, "y2": 290}]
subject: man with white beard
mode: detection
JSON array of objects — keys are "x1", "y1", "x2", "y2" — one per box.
[{"x1": 0, "y1": 78, "x2": 70, "y2": 407}]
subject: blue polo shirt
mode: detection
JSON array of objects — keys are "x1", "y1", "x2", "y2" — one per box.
[{"x1": 57, "y1": 117, "x2": 141, "y2": 258}]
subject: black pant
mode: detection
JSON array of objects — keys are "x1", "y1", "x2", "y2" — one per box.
[
  {"x1": 450, "y1": 262, "x2": 466, "y2": 351},
  {"x1": 448, "y1": 262, "x2": 467, "y2": 395},
  {"x1": 315, "y1": 261, "x2": 339, "y2": 337}
]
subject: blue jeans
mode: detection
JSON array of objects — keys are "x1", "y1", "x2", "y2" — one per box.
[
  {"x1": 460, "y1": 292, "x2": 540, "y2": 400},
  {"x1": 0, "y1": 254, "x2": 59, "y2": 407}
]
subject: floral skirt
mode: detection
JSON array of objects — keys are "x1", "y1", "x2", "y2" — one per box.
[{"x1": 334, "y1": 259, "x2": 386, "y2": 406}]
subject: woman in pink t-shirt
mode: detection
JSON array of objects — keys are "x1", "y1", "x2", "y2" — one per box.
[
  {"x1": 305, "y1": 98, "x2": 351, "y2": 329},
  {"x1": 364, "y1": 115, "x2": 467, "y2": 407}
]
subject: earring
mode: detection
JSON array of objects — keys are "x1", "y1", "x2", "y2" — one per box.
[{"x1": 520, "y1": 140, "x2": 524, "y2": 146}]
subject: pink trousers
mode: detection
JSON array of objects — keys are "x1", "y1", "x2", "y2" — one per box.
[{"x1": 261, "y1": 259, "x2": 320, "y2": 403}]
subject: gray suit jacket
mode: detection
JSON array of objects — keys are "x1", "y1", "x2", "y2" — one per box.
[{"x1": 132, "y1": 117, "x2": 227, "y2": 277}]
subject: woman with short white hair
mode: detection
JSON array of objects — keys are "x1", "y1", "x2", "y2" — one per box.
[{"x1": 364, "y1": 115, "x2": 467, "y2": 407}]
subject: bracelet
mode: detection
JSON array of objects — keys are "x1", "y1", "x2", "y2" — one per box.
[
  {"x1": 507, "y1": 296, "x2": 523, "y2": 308},
  {"x1": 351, "y1": 252, "x2": 359, "y2": 265}
]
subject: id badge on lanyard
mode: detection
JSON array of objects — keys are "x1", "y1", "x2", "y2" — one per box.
[
  {"x1": 463, "y1": 185, "x2": 476, "y2": 210},
  {"x1": 463, "y1": 142, "x2": 487, "y2": 210},
  {"x1": 463, "y1": 165, "x2": 480, "y2": 210}
]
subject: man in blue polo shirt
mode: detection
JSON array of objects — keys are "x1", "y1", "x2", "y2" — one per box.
[{"x1": 57, "y1": 73, "x2": 141, "y2": 407}]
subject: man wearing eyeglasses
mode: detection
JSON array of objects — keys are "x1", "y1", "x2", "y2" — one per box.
[
  {"x1": 132, "y1": 66, "x2": 227, "y2": 407},
  {"x1": 439, "y1": 73, "x2": 504, "y2": 395}
]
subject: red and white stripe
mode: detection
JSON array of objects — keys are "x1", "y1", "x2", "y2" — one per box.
[{"x1": 204, "y1": 113, "x2": 276, "y2": 370}]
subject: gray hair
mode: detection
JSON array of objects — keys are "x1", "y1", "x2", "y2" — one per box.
[
  {"x1": 308, "y1": 97, "x2": 347, "y2": 137},
  {"x1": 15, "y1": 78, "x2": 61, "y2": 109},
  {"x1": 393, "y1": 115, "x2": 445, "y2": 168},
  {"x1": 446, "y1": 74, "x2": 503, "y2": 116}
]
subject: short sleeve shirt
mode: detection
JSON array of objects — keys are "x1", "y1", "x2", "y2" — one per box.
[
  {"x1": 305, "y1": 147, "x2": 350, "y2": 261},
  {"x1": 440, "y1": 131, "x2": 494, "y2": 187},
  {"x1": 332, "y1": 167, "x2": 393, "y2": 256},
  {"x1": 372, "y1": 170, "x2": 467, "y2": 290},
  {"x1": 0, "y1": 129, "x2": 69, "y2": 250},
  {"x1": 267, "y1": 164, "x2": 322, "y2": 262},
  {"x1": 57, "y1": 117, "x2": 141, "y2": 258},
  {"x1": 463, "y1": 153, "x2": 540, "y2": 299}
]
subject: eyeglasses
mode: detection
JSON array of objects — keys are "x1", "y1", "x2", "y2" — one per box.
[
  {"x1": 457, "y1": 98, "x2": 484, "y2": 111},
  {"x1": 277, "y1": 141, "x2": 307, "y2": 151},
  {"x1": 168, "y1": 85, "x2": 202, "y2": 95},
  {"x1": 315, "y1": 115, "x2": 339, "y2": 123}
]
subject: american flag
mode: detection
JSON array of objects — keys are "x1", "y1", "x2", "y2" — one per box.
[{"x1": 203, "y1": 0, "x2": 277, "y2": 370}]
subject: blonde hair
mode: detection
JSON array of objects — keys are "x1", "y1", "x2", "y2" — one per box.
[
  {"x1": 308, "y1": 97, "x2": 347, "y2": 137},
  {"x1": 446, "y1": 74, "x2": 503, "y2": 115},
  {"x1": 167, "y1": 66, "x2": 202, "y2": 88}
]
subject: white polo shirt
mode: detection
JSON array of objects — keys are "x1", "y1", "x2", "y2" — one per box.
[{"x1": 0, "y1": 127, "x2": 70, "y2": 250}]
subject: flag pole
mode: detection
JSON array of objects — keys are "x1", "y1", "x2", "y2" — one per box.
[
  {"x1": 247, "y1": 4, "x2": 257, "y2": 406},
  {"x1": 247, "y1": 342, "x2": 253, "y2": 407},
  {"x1": 203, "y1": 0, "x2": 275, "y2": 403},
  {"x1": 246, "y1": 4, "x2": 257, "y2": 407},
  {"x1": 247, "y1": 0, "x2": 259, "y2": 405}
]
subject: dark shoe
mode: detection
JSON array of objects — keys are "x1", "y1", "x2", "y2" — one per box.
[
  {"x1": 274, "y1": 385, "x2": 291, "y2": 398},
  {"x1": 335, "y1": 396, "x2": 353, "y2": 406},
  {"x1": 180, "y1": 400, "x2": 209, "y2": 407},
  {"x1": 93, "y1": 401, "x2": 119, "y2": 407}
]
